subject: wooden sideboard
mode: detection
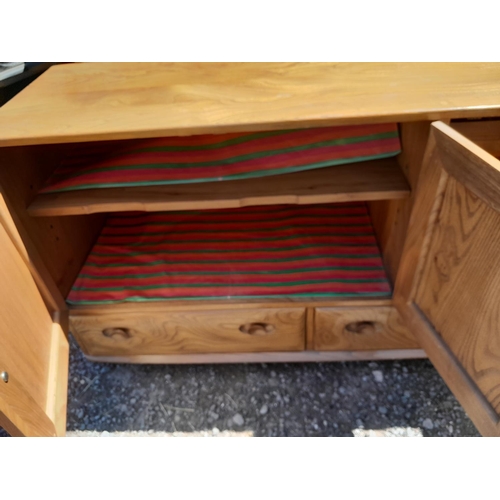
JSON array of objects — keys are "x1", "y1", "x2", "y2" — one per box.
[{"x1": 0, "y1": 63, "x2": 499, "y2": 436}]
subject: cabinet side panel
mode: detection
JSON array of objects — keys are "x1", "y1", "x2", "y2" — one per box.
[
  {"x1": 0, "y1": 145, "x2": 106, "y2": 298},
  {"x1": 368, "y1": 122, "x2": 431, "y2": 283}
]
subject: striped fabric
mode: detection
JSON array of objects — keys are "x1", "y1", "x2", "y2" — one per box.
[
  {"x1": 42, "y1": 124, "x2": 400, "y2": 193},
  {"x1": 67, "y1": 203, "x2": 391, "y2": 305}
]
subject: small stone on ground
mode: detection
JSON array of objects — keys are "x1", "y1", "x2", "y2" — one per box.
[
  {"x1": 232, "y1": 413, "x2": 245, "y2": 426},
  {"x1": 422, "y1": 418, "x2": 434, "y2": 430}
]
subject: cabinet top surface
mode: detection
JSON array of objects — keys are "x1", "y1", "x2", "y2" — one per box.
[{"x1": 1, "y1": 62, "x2": 500, "y2": 147}]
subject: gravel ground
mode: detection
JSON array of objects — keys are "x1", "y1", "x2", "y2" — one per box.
[{"x1": 1, "y1": 336, "x2": 480, "y2": 437}]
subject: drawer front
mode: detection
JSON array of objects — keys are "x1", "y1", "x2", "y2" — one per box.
[
  {"x1": 314, "y1": 306, "x2": 419, "y2": 351},
  {"x1": 70, "y1": 308, "x2": 306, "y2": 357}
]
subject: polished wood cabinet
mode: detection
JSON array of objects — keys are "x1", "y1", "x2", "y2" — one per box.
[{"x1": 0, "y1": 63, "x2": 500, "y2": 436}]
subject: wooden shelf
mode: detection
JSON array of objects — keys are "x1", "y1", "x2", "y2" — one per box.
[{"x1": 28, "y1": 158, "x2": 410, "y2": 216}]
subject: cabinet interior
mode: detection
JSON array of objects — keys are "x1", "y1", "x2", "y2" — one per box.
[{"x1": 0, "y1": 121, "x2": 445, "y2": 311}]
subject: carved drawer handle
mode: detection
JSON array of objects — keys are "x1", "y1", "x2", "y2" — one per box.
[
  {"x1": 102, "y1": 327, "x2": 132, "y2": 339},
  {"x1": 239, "y1": 322, "x2": 276, "y2": 336},
  {"x1": 344, "y1": 321, "x2": 379, "y2": 335}
]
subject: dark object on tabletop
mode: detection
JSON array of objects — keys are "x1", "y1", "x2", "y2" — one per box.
[{"x1": 0, "y1": 63, "x2": 62, "y2": 107}]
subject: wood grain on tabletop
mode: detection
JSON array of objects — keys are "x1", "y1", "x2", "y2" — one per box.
[
  {"x1": 28, "y1": 157, "x2": 409, "y2": 216},
  {"x1": 1, "y1": 63, "x2": 500, "y2": 146}
]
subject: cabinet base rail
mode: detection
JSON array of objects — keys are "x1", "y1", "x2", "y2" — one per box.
[{"x1": 84, "y1": 348, "x2": 427, "y2": 364}]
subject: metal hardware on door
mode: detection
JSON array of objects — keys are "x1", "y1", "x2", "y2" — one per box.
[{"x1": 1, "y1": 371, "x2": 8, "y2": 383}]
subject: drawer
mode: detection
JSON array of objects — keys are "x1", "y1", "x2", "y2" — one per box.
[
  {"x1": 314, "y1": 306, "x2": 419, "y2": 351},
  {"x1": 70, "y1": 308, "x2": 306, "y2": 357}
]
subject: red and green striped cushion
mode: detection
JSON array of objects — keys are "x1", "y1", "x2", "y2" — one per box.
[
  {"x1": 67, "y1": 203, "x2": 391, "y2": 305},
  {"x1": 42, "y1": 124, "x2": 400, "y2": 193}
]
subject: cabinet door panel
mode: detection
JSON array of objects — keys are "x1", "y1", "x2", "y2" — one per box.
[
  {"x1": 0, "y1": 193, "x2": 68, "y2": 436},
  {"x1": 395, "y1": 121, "x2": 500, "y2": 436}
]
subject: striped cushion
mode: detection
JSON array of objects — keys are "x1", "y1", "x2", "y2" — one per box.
[
  {"x1": 42, "y1": 124, "x2": 400, "y2": 193},
  {"x1": 67, "y1": 203, "x2": 391, "y2": 305}
]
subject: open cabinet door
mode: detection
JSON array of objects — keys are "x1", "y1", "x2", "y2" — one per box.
[
  {"x1": 394, "y1": 121, "x2": 500, "y2": 436},
  {"x1": 0, "y1": 192, "x2": 69, "y2": 437}
]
